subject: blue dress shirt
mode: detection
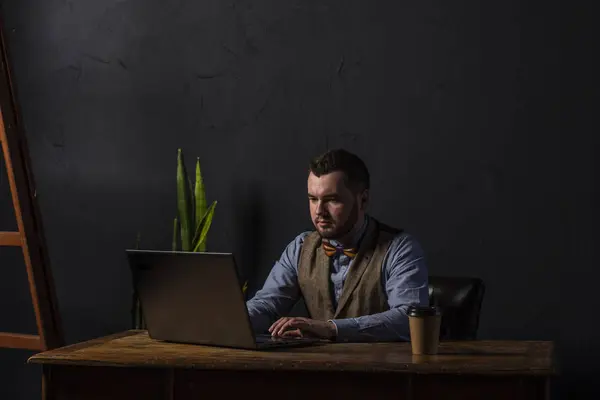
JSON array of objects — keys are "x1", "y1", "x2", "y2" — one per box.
[{"x1": 246, "y1": 216, "x2": 429, "y2": 342}]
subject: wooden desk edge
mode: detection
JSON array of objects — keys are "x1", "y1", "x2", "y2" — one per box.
[
  {"x1": 27, "y1": 361, "x2": 558, "y2": 377},
  {"x1": 27, "y1": 330, "x2": 142, "y2": 364},
  {"x1": 27, "y1": 330, "x2": 558, "y2": 377}
]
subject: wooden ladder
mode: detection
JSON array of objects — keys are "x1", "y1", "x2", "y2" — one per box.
[{"x1": 0, "y1": 19, "x2": 63, "y2": 352}]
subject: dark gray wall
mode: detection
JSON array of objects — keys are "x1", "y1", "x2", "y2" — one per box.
[{"x1": 0, "y1": 0, "x2": 595, "y2": 398}]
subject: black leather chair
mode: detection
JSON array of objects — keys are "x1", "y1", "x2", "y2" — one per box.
[{"x1": 428, "y1": 276, "x2": 485, "y2": 340}]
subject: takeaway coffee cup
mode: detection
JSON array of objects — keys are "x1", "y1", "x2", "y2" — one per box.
[{"x1": 408, "y1": 305, "x2": 441, "y2": 355}]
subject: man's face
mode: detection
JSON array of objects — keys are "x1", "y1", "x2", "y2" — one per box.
[{"x1": 307, "y1": 171, "x2": 367, "y2": 240}]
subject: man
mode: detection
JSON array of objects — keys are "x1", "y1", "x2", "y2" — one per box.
[{"x1": 246, "y1": 149, "x2": 429, "y2": 342}]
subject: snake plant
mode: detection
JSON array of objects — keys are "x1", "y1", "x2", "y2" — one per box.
[
  {"x1": 173, "y1": 148, "x2": 217, "y2": 252},
  {"x1": 172, "y1": 149, "x2": 247, "y2": 298}
]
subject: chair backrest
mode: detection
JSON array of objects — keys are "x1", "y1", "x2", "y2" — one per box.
[{"x1": 428, "y1": 276, "x2": 485, "y2": 340}]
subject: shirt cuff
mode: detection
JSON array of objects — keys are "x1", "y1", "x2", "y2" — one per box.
[
  {"x1": 327, "y1": 319, "x2": 339, "y2": 338},
  {"x1": 329, "y1": 318, "x2": 360, "y2": 342}
]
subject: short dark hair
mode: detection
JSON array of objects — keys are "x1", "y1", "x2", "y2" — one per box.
[{"x1": 308, "y1": 149, "x2": 370, "y2": 192}]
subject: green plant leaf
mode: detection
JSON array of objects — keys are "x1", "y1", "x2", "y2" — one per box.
[
  {"x1": 191, "y1": 210, "x2": 206, "y2": 249},
  {"x1": 172, "y1": 217, "x2": 179, "y2": 251},
  {"x1": 192, "y1": 201, "x2": 217, "y2": 252},
  {"x1": 191, "y1": 200, "x2": 216, "y2": 249},
  {"x1": 195, "y1": 157, "x2": 207, "y2": 231},
  {"x1": 177, "y1": 148, "x2": 193, "y2": 251},
  {"x1": 189, "y1": 176, "x2": 195, "y2": 224}
]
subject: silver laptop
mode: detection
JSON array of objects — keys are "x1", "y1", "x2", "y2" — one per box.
[{"x1": 126, "y1": 249, "x2": 319, "y2": 350}]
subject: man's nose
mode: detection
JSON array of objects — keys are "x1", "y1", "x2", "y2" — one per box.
[{"x1": 315, "y1": 201, "x2": 325, "y2": 215}]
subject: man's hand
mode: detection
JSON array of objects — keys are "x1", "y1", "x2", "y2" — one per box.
[{"x1": 268, "y1": 317, "x2": 337, "y2": 340}]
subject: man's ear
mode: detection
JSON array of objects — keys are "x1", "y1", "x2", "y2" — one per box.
[{"x1": 360, "y1": 189, "x2": 369, "y2": 210}]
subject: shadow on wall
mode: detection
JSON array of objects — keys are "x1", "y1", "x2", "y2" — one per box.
[
  {"x1": 0, "y1": 349, "x2": 40, "y2": 400},
  {"x1": 231, "y1": 181, "x2": 265, "y2": 297},
  {"x1": 231, "y1": 180, "x2": 310, "y2": 317}
]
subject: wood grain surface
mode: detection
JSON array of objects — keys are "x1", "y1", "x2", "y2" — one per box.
[{"x1": 28, "y1": 330, "x2": 555, "y2": 376}]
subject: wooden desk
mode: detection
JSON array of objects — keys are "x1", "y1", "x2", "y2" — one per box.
[{"x1": 28, "y1": 330, "x2": 556, "y2": 400}]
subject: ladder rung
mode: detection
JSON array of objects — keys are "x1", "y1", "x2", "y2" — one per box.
[
  {"x1": 0, "y1": 332, "x2": 42, "y2": 350},
  {"x1": 0, "y1": 231, "x2": 22, "y2": 246}
]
